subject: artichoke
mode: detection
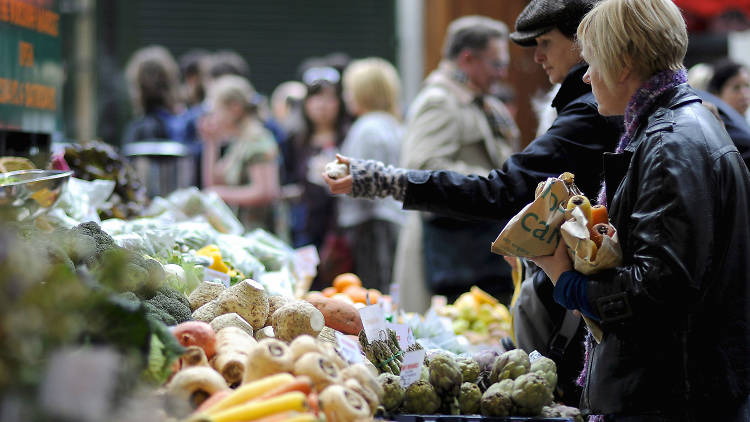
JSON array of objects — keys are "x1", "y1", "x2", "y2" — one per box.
[
  {"x1": 456, "y1": 356, "x2": 481, "y2": 383},
  {"x1": 530, "y1": 356, "x2": 558, "y2": 395},
  {"x1": 480, "y1": 380, "x2": 513, "y2": 416},
  {"x1": 542, "y1": 403, "x2": 585, "y2": 422},
  {"x1": 377, "y1": 373, "x2": 404, "y2": 411},
  {"x1": 511, "y1": 372, "x2": 554, "y2": 416},
  {"x1": 420, "y1": 364, "x2": 430, "y2": 382},
  {"x1": 458, "y1": 382, "x2": 482, "y2": 414},
  {"x1": 428, "y1": 353, "x2": 463, "y2": 397},
  {"x1": 441, "y1": 396, "x2": 461, "y2": 415},
  {"x1": 403, "y1": 380, "x2": 441, "y2": 414},
  {"x1": 490, "y1": 349, "x2": 530, "y2": 383}
]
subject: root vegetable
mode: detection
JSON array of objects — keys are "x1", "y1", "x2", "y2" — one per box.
[
  {"x1": 318, "y1": 342, "x2": 347, "y2": 370},
  {"x1": 265, "y1": 295, "x2": 293, "y2": 327},
  {"x1": 293, "y1": 352, "x2": 341, "y2": 391},
  {"x1": 256, "y1": 376, "x2": 313, "y2": 400},
  {"x1": 201, "y1": 372, "x2": 295, "y2": 415},
  {"x1": 244, "y1": 338, "x2": 294, "y2": 383},
  {"x1": 255, "y1": 326, "x2": 276, "y2": 341},
  {"x1": 180, "y1": 345, "x2": 210, "y2": 369},
  {"x1": 318, "y1": 385, "x2": 370, "y2": 422},
  {"x1": 205, "y1": 391, "x2": 308, "y2": 422},
  {"x1": 272, "y1": 301, "x2": 325, "y2": 342},
  {"x1": 289, "y1": 335, "x2": 322, "y2": 362},
  {"x1": 341, "y1": 363, "x2": 383, "y2": 400},
  {"x1": 216, "y1": 279, "x2": 269, "y2": 330},
  {"x1": 251, "y1": 412, "x2": 317, "y2": 422},
  {"x1": 213, "y1": 326, "x2": 257, "y2": 386},
  {"x1": 193, "y1": 300, "x2": 221, "y2": 323},
  {"x1": 305, "y1": 295, "x2": 363, "y2": 335},
  {"x1": 344, "y1": 378, "x2": 378, "y2": 416},
  {"x1": 167, "y1": 366, "x2": 228, "y2": 409},
  {"x1": 189, "y1": 280, "x2": 226, "y2": 311},
  {"x1": 173, "y1": 321, "x2": 217, "y2": 360},
  {"x1": 317, "y1": 326, "x2": 337, "y2": 345},
  {"x1": 210, "y1": 313, "x2": 254, "y2": 338}
]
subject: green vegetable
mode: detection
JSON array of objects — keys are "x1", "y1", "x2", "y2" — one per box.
[
  {"x1": 458, "y1": 382, "x2": 482, "y2": 415},
  {"x1": 456, "y1": 356, "x2": 480, "y2": 384},
  {"x1": 402, "y1": 380, "x2": 440, "y2": 414},
  {"x1": 142, "y1": 316, "x2": 186, "y2": 384},
  {"x1": 511, "y1": 372, "x2": 553, "y2": 416},
  {"x1": 530, "y1": 356, "x2": 557, "y2": 395},
  {"x1": 481, "y1": 379, "x2": 513, "y2": 416},
  {"x1": 145, "y1": 290, "x2": 191, "y2": 324},
  {"x1": 490, "y1": 349, "x2": 530, "y2": 383},
  {"x1": 428, "y1": 353, "x2": 463, "y2": 398}
]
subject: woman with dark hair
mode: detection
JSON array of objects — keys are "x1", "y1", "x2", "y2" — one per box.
[
  {"x1": 708, "y1": 58, "x2": 750, "y2": 117},
  {"x1": 283, "y1": 66, "x2": 351, "y2": 285}
]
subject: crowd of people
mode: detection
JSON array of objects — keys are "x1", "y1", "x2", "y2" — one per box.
[{"x1": 118, "y1": 1, "x2": 750, "y2": 419}]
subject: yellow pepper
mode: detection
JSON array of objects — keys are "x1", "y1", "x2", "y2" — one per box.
[{"x1": 196, "y1": 245, "x2": 230, "y2": 273}]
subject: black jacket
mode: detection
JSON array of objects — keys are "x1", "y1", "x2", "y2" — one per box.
[
  {"x1": 402, "y1": 63, "x2": 622, "y2": 220},
  {"x1": 584, "y1": 85, "x2": 750, "y2": 419},
  {"x1": 400, "y1": 64, "x2": 622, "y2": 405}
]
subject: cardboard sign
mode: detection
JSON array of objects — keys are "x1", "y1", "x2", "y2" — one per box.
[
  {"x1": 359, "y1": 304, "x2": 387, "y2": 342},
  {"x1": 399, "y1": 349, "x2": 426, "y2": 388},
  {"x1": 335, "y1": 331, "x2": 363, "y2": 364},
  {"x1": 386, "y1": 323, "x2": 414, "y2": 350}
]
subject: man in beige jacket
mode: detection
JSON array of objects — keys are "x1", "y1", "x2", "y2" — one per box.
[{"x1": 395, "y1": 15, "x2": 519, "y2": 312}]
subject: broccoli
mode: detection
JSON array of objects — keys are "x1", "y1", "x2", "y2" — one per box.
[
  {"x1": 53, "y1": 227, "x2": 97, "y2": 266},
  {"x1": 156, "y1": 286, "x2": 191, "y2": 310},
  {"x1": 146, "y1": 292, "x2": 191, "y2": 324},
  {"x1": 72, "y1": 221, "x2": 117, "y2": 266},
  {"x1": 142, "y1": 301, "x2": 177, "y2": 326}
]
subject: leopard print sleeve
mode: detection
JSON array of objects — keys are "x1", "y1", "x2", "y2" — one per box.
[{"x1": 350, "y1": 158, "x2": 408, "y2": 201}]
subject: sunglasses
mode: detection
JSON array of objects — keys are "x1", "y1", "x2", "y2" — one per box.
[{"x1": 302, "y1": 66, "x2": 341, "y2": 86}]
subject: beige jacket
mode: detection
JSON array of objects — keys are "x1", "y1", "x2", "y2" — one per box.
[{"x1": 394, "y1": 61, "x2": 519, "y2": 313}]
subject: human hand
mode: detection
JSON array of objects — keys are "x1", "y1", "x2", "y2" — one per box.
[
  {"x1": 198, "y1": 113, "x2": 223, "y2": 144},
  {"x1": 321, "y1": 154, "x2": 353, "y2": 195},
  {"x1": 529, "y1": 238, "x2": 573, "y2": 285}
]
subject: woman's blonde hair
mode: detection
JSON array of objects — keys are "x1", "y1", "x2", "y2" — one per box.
[
  {"x1": 208, "y1": 74, "x2": 257, "y2": 115},
  {"x1": 342, "y1": 57, "x2": 401, "y2": 118},
  {"x1": 577, "y1": 0, "x2": 687, "y2": 88}
]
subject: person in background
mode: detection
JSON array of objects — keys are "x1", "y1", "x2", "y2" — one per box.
[
  {"x1": 708, "y1": 59, "x2": 750, "y2": 118},
  {"x1": 337, "y1": 57, "x2": 405, "y2": 293},
  {"x1": 122, "y1": 45, "x2": 186, "y2": 143},
  {"x1": 270, "y1": 81, "x2": 307, "y2": 138},
  {"x1": 283, "y1": 64, "x2": 351, "y2": 288},
  {"x1": 532, "y1": 0, "x2": 750, "y2": 419},
  {"x1": 392, "y1": 15, "x2": 520, "y2": 310},
  {"x1": 178, "y1": 48, "x2": 209, "y2": 108},
  {"x1": 199, "y1": 74, "x2": 280, "y2": 231}
]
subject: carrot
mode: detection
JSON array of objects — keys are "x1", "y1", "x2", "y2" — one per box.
[
  {"x1": 588, "y1": 204, "x2": 609, "y2": 229},
  {"x1": 239, "y1": 411, "x2": 316, "y2": 422},
  {"x1": 255, "y1": 376, "x2": 312, "y2": 401},
  {"x1": 307, "y1": 392, "x2": 320, "y2": 417},
  {"x1": 195, "y1": 390, "x2": 232, "y2": 414},
  {"x1": 201, "y1": 372, "x2": 295, "y2": 415},
  {"x1": 207, "y1": 391, "x2": 308, "y2": 422}
]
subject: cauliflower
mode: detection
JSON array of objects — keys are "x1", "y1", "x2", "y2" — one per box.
[
  {"x1": 480, "y1": 380, "x2": 513, "y2": 416},
  {"x1": 530, "y1": 356, "x2": 558, "y2": 395},
  {"x1": 377, "y1": 373, "x2": 404, "y2": 412},
  {"x1": 456, "y1": 356, "x2": 480, "y2": 383},
  {"x1": 490, "y1": 349, "x2": 530, "y2": 383},
  {"x1": 428, "y1": 353, "x2": 463, "y2": 398},
  {"x1": 511, "y1": 372, "x2": 553, "y2": 416},
  {"x1": 458, "y1": 382, "x2": 482, "y2": 414},
  {"x1": 403, "y1": 380, "x2": 440, "y2": 414}
]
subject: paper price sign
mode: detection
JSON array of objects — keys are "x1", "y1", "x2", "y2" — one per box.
[
  {"x1": 399, "y1": 349, "x2": 426, "y2": 388},
  {"x1": 203, "y1": 268, "x2": 231, "y2": 288},
  {"x1": 335, "y1": 331, "x2": 363, "y2": 364},
  {"x1": 359, "y1": 304, "x2": 387, "y2": 342},
  {"x1": 386, "y1": 323, "x2": 414, "y2": 350}
]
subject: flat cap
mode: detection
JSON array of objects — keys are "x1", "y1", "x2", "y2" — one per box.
[{"x1": 510, "y1": 0, "x2": 599, "y2": 47}]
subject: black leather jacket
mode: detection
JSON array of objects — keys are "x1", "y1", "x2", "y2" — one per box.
[{"x1": 584, "y1": 85, "x2": 750, "y2": 419}]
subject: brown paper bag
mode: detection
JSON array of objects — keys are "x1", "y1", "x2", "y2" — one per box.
[
  {"x1": 491, "y1": 175, "x2": 577, "y2": 257},
  {"x1": 560, "y1": 206, "x2": 623, "y2": 343}
]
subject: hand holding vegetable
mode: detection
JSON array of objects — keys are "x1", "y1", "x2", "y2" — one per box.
[
  {"x1": 530, "y1": 239, "x2": 573, "y2": 285},
  {"x1": 321, "y1": 154, "x2": 353, "y2": 195}
]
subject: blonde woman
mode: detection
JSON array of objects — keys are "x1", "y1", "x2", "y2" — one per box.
[
  {"x1": 200, "y1": 74, "x2": 280, "y2": 231},
  {"x1": 531, "y1": 0, "x2": 750, "y2": 420},
  {"x1": 337, "y1": 57, "x2": 405, "y2": 292}
]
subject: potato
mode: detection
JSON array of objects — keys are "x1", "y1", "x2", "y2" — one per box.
[
  {"x1": 272, "y1": 301, "x2": 325, "y2": 342},
  {"x1": 305, "y1": 295, "x2": 363, "y2": 335}
]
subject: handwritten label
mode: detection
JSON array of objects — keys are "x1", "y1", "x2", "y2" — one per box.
[
  {"x1": 359, "y1": 304, "x2": 387, "y2": 342},
  {"x1": 335, "y1": 331, "x2": 363, "y2": 364},
  {"x1": 529, "y1": 350, "x2": 543, "y2": 363},
  {"x1": 203, "y1": 267, "x2": 230, "y2": 288},
  {"x1": 399, "y1": 349, "x2": 426, "y2": 388},
  {"x1": 386, "y1": 323, "x2": 414, "y2": 350}
]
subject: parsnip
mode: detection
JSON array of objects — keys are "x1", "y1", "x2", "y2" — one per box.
[
  {"x1": 292, "y1": 352, "x2": 341, "y2": 391},
  {"x1": 212, "y1": 326, "x2": 257, "y2": 386},
  {"x1": 243, "y1": 338, "x2": 294, "y2": 383},
  {"x1": 167, "y1": 366, "x2": 228, "y2": 409}
]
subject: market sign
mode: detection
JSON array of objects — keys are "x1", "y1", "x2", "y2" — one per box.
[{"x1": 0, "y1": 0, "x2": 61, "y2": 134}]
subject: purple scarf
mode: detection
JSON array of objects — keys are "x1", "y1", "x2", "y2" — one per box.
[
  {"x1": 585, "y1": 69, "x2": 687, "y2": 422},
  {"x1": 596, "y1": 69, "x2": 688, "y2": 206}
]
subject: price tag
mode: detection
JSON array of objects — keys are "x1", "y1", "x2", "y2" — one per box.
[
  {"x1": 359, "y1": 304, "x2": 387, "y2": 342},
  {"x1": 203, "y1": 268, "x2": 230, "y2": 287},
  {"x1": 386, "y1": 323, "x2": 414, "y2": 350},
  {"x1": 529, "y1": 350, "x2": 543, "y2": 363},
  {"x1": 399, "y1": 349, "x2": 426, "y2": 388},
  {"x1": 335, "y1": 331, "x2": 363, "y2": 364},
  {"x1": 380, "y1": 296, "x2": 393, "y2": 314},
  {"x1": 293, "y1": 245, "x2": 319, "y2": 280}
]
